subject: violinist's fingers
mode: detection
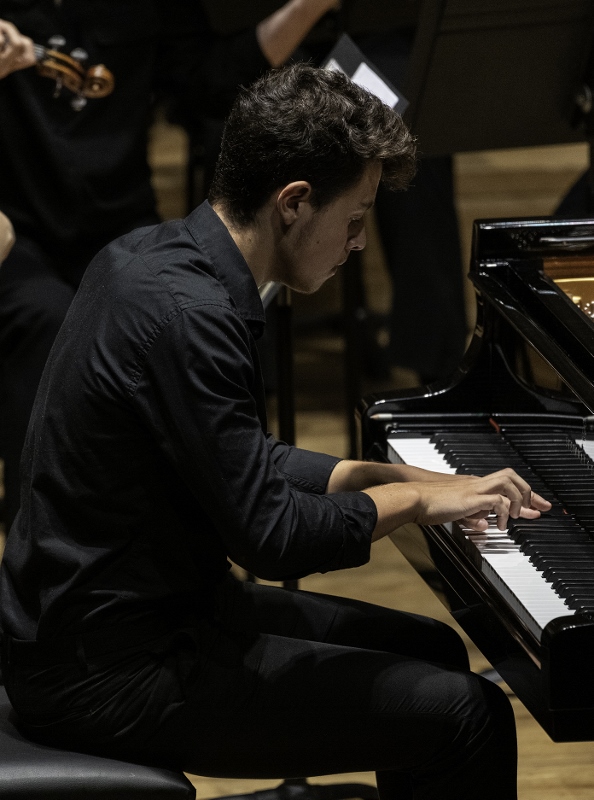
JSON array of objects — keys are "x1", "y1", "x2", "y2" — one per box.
[{"x1": 0, "y1": 20, "x2": 35, "y2": 78}]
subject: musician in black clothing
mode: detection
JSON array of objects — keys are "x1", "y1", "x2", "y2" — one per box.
[
  {"x1": 0, "y1": 0, "x2": 339, "y2": 531},
  {"x1": 1, "y1": 63, "x2": 550, "y2": 800}
]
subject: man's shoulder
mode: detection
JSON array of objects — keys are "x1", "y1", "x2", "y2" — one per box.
[{"x1": 96, "y1": 218, "x2": 234, "y2": 311}]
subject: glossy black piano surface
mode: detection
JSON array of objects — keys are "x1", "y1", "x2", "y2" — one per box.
[{"x1": 358, "y1": 217, "x2": 594, "y2": 742}]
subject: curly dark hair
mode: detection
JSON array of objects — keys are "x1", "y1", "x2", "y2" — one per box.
[{"x1": 209, "y1": 62, "x2": 416, "y2": 227}]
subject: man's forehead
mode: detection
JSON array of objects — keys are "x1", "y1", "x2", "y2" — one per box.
[{"x1": 352, "y1": 162, "x2": 382, "y2": 206}]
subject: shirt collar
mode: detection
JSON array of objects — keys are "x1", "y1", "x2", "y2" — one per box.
[{"x1": 184, "y1": 201, "x2": 267, "y2": 337}]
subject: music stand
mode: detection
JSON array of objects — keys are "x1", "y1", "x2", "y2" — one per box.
[{"x1": 403, "y1": 0, "x2": 594, "y2": 156}]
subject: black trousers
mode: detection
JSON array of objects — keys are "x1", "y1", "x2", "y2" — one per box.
[{"x1": 4, "y1": 578, "x2": 518, "y2": 799}]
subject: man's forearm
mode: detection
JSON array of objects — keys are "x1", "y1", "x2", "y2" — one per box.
[{"x1": 326, "y1": 459, "x2": 417, "y2": 494}]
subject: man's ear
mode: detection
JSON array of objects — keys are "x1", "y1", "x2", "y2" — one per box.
[{"x1": 276, "y1": 181, "x2": 313, "y2": 226}]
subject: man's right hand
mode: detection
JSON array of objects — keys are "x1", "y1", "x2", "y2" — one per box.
[
  {"x1": 0, "y1": 19, "x2": 35, "y2": 80},
  {"x1": 365, "y1": 467, "x2": 552, "y2": 541}
]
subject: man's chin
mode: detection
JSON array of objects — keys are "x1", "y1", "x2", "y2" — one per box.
[{"x1": 287, "y1": 275, "x2": 335, "y2": 295}]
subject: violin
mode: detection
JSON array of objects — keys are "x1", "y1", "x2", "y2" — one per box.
[{"x1": 33, "y1": 35, "x2": 114, "y2": 110}]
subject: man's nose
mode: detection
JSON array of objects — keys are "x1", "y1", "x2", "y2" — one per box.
[{"x1": 349, "y1": 225, "x2": 367, "y2": 251}]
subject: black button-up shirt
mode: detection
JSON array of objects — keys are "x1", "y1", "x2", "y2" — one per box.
[{"x1": 0, "y1": 202, "x2": 377, "y2": 640}]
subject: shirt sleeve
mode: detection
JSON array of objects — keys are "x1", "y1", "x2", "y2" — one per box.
[
  {"x1": 266, "y1": 435, "x2": 341, "y2": 494},
  {"x1": 132, "y1": 300, "x2": 376, "y2": 582}
]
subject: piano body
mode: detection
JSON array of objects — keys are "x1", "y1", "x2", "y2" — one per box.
[{"x1": 358, "y1": 217, "x2": 594, "y2": 742}]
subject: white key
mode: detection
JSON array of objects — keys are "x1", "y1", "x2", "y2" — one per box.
[
  {"x1": 387, "y1": 436, "x2": 457, "y2": 474},
  {"x1": 465, "y1": 528, "x2": 574, "y2": 641},
  {"x1": 576, "y1": 437, "x2": 594, "y2": 462},
  {"x1": 388, "y1": 436, "x2": 575, "y2": 641}
]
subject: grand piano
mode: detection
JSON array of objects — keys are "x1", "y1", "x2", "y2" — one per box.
[{"x1": 358, "y1": 216, "x2": 594, "y2": 743}]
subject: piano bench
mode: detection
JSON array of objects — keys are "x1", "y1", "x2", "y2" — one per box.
[{"x1": 0, "y1": 685, "x2": 196, "y2": 799}]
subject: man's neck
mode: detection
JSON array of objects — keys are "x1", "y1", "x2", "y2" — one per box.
[{"x1": 211, "y1": 202, "x2": 274, "y2": 289}]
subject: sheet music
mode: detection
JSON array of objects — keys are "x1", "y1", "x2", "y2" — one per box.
[{"x1": 322, "y1": 33, "x2": 408, "y2": 112}]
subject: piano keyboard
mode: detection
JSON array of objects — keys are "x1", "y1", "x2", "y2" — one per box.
[{"x1": 387, "y1": 433, "x2": 594, "y2": 642}]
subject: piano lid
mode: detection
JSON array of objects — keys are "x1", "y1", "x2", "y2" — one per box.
[
  {"x1": 472, "y1": 217, "x2": 594, "y2": 260},
  {"x1": 471, "y1": 217, "x2": 594, "y2": 414}
]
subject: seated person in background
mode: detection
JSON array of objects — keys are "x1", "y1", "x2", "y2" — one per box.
[
  {"x1": 0, "y1": 64, "x2": 550, "y2": 800},
  {"x1": 0, "y1": 0, "x2": 340, "y2": 531}
]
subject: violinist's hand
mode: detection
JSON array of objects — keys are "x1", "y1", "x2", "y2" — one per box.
[
  {"x1": 0, "y1": 211, "x2": 15, "y2": 264},
  {"x1": 364, "y1": 467, "x2": 552, "y2": 541},
  {"x1": 0, "y1": 19, "x2": 35, "y2": 80}
]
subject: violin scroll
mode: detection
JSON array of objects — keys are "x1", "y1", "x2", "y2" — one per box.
[
  {"x1": 34, "y1": 35, "x2": 114, "y2": 110},
  {"x1": 83, "y1": 64, "x2": 114, "y2": 99}
]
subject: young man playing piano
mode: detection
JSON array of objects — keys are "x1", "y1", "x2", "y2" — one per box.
[{"x1": 0, "y1": 64, "x2": 549, "y2": 800}]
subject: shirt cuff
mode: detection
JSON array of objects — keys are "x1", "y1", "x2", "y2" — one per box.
[
  {"x1": 322, "y1": 490, "x2": 377, "y2": 571},
  {"x1": 268, "y1": 438, "x2": 341, "y2": 494}
]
